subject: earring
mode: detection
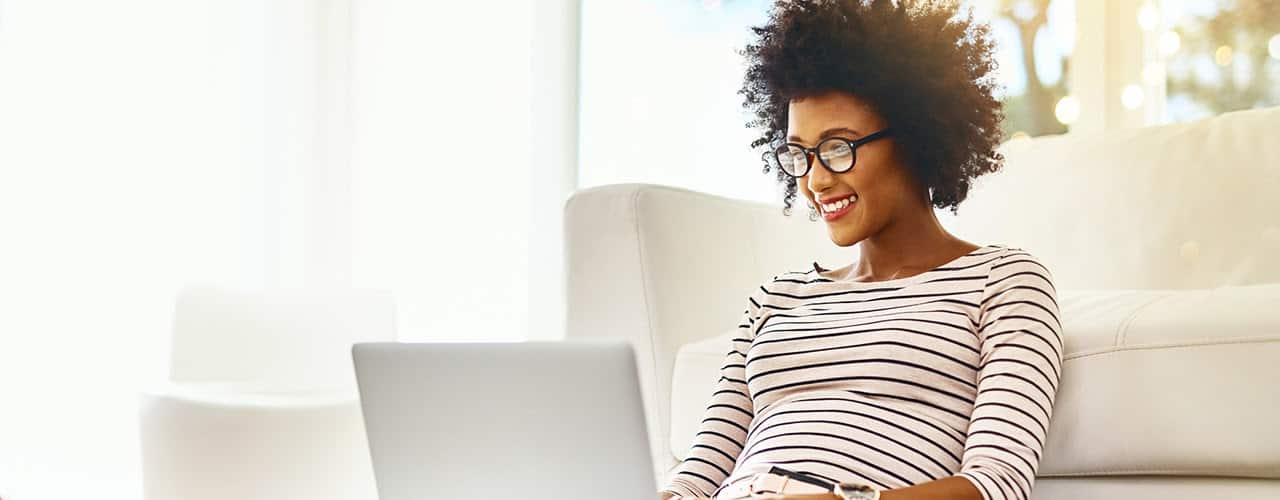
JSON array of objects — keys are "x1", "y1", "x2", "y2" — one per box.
[{"x1": 806, "y1": 201, "x2": 819, "y2": 222}]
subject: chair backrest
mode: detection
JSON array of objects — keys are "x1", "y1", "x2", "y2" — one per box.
[{"x1": 169, "y1": 286, "x2": 396, "y2": 392}]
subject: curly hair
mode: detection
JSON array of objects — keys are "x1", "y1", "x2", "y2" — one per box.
[{"x1": 741, "y1": 0, "x2": 1005, "y2": 214}]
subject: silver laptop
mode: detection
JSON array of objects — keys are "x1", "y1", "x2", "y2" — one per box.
[{"x1": 352, "y1": 340, "x2": 657, "y2": 500}]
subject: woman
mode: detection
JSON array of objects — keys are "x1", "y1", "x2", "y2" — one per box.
[{"x1": 658, "y1": 1, "x2": 1063, "y2": 500}]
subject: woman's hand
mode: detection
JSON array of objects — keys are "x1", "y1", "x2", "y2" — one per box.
[
  {"x1": 661, "y1": 493, "x2": 837, "y2": 500},
  {"x1": 657, "y1": 487, "x2": 841, "y2": 499},
  {"x1": 659, "y1": 493, "x2": 711, "y2": 500},
  {"x1": 711, "y1": 493, "x2": 839, "y2": 500}
]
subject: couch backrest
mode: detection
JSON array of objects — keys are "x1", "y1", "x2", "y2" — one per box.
[
  {"x1": 170, "y1": 286, "x2": 397, "y2": 392},
  {"x1": 942, "y1": 106, "x2": 1280, "y2": 290}
]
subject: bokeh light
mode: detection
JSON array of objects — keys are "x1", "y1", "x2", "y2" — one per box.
[
  {"x1": 1214, "y1": 45, "x2": 1234, "y2": 66},
  {"x1": 1122, "y1": 84, "x2": 1145, "y2": 110},
  {"x1": 1054, "y1": 95, "x2": 1081, "y2": 124}
]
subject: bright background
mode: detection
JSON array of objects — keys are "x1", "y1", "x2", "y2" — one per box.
[{"x1": 0, "y1": 0, "x2": 1276, "y2": 498}]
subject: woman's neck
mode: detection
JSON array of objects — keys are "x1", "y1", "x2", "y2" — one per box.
[{"x1": 850, "y1": 206, "x2": 974, "y2": 282}]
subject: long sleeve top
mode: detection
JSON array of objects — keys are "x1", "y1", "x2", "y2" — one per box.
[{"x1": 660, "y1": 245, "x2": 1063, "y2": 500}]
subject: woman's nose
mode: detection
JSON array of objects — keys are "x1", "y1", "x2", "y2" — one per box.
[{"x1": 806, "y1": 154, "x2": 835, "y2": 192}]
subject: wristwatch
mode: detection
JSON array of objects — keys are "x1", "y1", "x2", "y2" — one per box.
[{"x1": 832, "y1": 482, "x2": 880, "y2": 500}]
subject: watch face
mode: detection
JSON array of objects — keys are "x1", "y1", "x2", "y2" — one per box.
[{"x1": 837, "y1": 483, "x2": 877, "y2": 500}]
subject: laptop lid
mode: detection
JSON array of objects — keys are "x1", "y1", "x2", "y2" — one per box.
[{"x1": 353, "y1": 340, "x2": 657, "y2": 500}]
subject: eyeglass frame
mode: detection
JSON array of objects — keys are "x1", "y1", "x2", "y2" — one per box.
[{"x1": 772, "y1": 128, "x2": 894, "y2": 178}]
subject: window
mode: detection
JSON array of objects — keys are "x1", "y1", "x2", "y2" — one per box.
[
  {"x1": 578, "y1": 0, "x2": 776, "y2": 203},
  {"x1": 971, "y1": 0, "x2": 1076, "y2": 138},
  {"x1": 1160, "y1": 0, "x2": 1280, "y2": 123}
]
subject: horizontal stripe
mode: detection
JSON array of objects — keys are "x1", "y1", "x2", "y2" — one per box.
[{"x1": 663, "y1": 245, "x2": 1061, "y2": 500}]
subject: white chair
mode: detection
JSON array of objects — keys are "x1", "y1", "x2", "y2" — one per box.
[
  {"x1": 139, "y1": 286, "x2": 396, "y2": 500},
  {"x1": 565, "y1": 106, "x2": 1280, "y2": 499}
]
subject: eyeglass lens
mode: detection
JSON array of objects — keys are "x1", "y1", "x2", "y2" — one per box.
[{"x1": 777, "y1": 138, "x2": 855, "y2": 176}]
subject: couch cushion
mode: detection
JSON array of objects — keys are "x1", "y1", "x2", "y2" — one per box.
[
  {"x1": 942, "y1": 106, "x2": 1280, "y2": 290},
  {"x1": 669, "y1": 285, "x2": 1280, "y2": 479},
  {"x1": 669, "y1": 329, "x2": 738, "y2": 462}
]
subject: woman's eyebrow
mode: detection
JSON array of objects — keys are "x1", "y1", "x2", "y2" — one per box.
[{"x1": 787, "y1": 127, "x2": 862, "y2": 143}]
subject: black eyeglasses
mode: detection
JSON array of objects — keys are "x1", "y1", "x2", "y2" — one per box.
[{"x1": 772, "y1": 128, "x2": 893, "y2": 178}]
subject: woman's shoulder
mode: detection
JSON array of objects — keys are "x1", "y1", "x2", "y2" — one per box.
[
  {"x1": 976, "y1": 244, "x2": 1058, "y2": 302},
  {"x1": 735, "y1": 267, "x2": 826, "y2": 312},
  {"x1": 981, "y1": 244, "x2": 1054, "y2": 276}
]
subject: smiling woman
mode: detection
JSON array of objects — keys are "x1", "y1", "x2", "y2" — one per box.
[
  {"x1": 659, "y1": 2, "x2": 1062, "y2": 500},
  {"x1": 744, "y1": 1, "x2": 1006, "y2": 217},
  {"x1": 783, "y1": 92, "x2": 921, "y2": 249}
]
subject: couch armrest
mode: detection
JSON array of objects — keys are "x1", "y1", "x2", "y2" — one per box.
[
  {"x1": 564, "y1": 183, "x2": 844, "y2": 481},
  {"x1": 138, "y1": 383, "x2": 376, "y2": 500}
]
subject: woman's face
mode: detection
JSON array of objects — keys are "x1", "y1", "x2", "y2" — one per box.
[{"x1": 788, "y1": 91, "x2": 922, "y2": 247}]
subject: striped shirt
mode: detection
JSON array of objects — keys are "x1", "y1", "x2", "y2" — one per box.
[{"x1": 660, "y1": 245, "x2": 1063, "y2": 500}]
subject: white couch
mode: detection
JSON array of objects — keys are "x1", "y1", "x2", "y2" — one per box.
[
  {"x1": 564, "y1": 106, "x2": 1280, "y2": 499},
  {"x1": 138, "y1": 287, "x2": 395, "y2": 500}
]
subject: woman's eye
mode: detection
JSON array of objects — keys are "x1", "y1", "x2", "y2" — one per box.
[{"x1": 820, "y1": 143, "x2": 852, "y2": 160}]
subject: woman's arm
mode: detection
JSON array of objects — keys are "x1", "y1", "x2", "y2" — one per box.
[
  {"x1": 940, "y1": 250, "x2": 1063, "y2": 500},
  {"x1": 659, "y1": 287, "x2": 768, "y2": 498}
]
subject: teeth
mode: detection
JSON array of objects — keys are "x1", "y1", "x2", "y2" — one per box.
[{"x1": 821, "y1": 195, "x2": 857, "y2": 213}]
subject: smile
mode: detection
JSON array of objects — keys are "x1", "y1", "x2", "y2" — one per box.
[{"x1": 819, "y1": 194, "x2": 858, "y2": 221}]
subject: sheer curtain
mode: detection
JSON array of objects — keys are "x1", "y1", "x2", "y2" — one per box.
[
  {"x1": 350, "y1": 0, "x2": 534, "y2": 343},
  {"x1": 0, "y1": 1, "x2": 272, "y2": 498},
  {"x1": 0, "y1": 0, "x2": 538, "y2": 498}
]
